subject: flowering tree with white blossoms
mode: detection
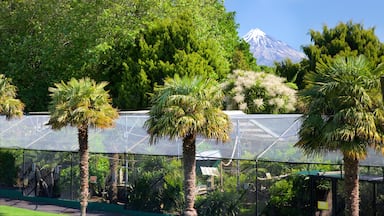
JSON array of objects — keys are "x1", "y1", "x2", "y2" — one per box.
[{"x1": 224, "y1": 70, "x2": 297, "y2": 114}]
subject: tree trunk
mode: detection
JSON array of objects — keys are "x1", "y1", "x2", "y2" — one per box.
[
  {"x1": 109, "y1": 153, "x2": 119, "y2": 204},
  {"x1": 183, "y1": 133, "x2": 197, "y2": 216},
  {"x1": 78, "y1": 125, "x2": 89, "y2": 216},
  {"x1": 343, "y1": 155, "x2": 359, "y2": 216}
]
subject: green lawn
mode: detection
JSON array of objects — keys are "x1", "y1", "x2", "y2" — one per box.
[{"x1": 0, "y1": 205, "x2": 68, "y2": 216}]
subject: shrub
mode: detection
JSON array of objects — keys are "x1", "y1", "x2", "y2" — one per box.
[
  {"x1": 126, "y1": 157, "x2": 184, "y2": 214},
  {"x1": 0, "y1": 150, "x2": 17, "y2": 187},
  {"x1": 269, "y1": 179, "x2": 293, "y2": 207},
  {"x1": 196, "y1": 190, "x2": 242, "y2": 216},
  {"x1": 223, "y1": 70, "x2": 297, "y2": 114}
]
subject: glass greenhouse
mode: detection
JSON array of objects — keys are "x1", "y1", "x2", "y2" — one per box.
[{"x1": 1, "y1": 110, "x2": 384, "y2": 167}]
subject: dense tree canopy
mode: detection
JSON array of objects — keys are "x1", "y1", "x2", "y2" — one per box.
[
  {"x1": 230, "y1": 40, "x2": 259, "y2": 71},
  {"x1": 0, "y1": 1, "x2": 112, "y2": 111},
  {"x1": 0, "y1": 0, "x2": 244, "y2": 112},
  {"x1": 303, "y1": 21, "x2": 384, "y2": 73},
  {"x1": 96, "y1": 16, "x2": 233, "y2": 109},
  {"x1": 278, "y1": 21, "x2": 384, "y2": 91},
  {"x1": 274, "y1": 59, "x2": 305, "y2": 90}
]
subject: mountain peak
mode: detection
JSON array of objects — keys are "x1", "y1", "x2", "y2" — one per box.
[
  {"x1": 242, "y1": 28, "x2": 306, "y2": 66},
  {"x1": 243, "y1": 28, "x2": 266, "y2": 41}
]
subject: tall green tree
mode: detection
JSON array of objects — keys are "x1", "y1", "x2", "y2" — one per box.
[
  {"x1": 274, "y1": 59, "x2": 306, "y2": 90},
  {"x1": 296, "y1": 56, "x2": 384, "y2": 216},
  {"x1": 1, "y1": 1, "x2": 99, "y2": 111},
  {"x1": 159, "y1": 0, "x2": 239, "y2": 60},
  {"x1": 0, "y1": 74, "x2": 24, "y2": 119},
  {"x1": 1, "y1": 0, "x2": 240, "y2": 111},
  {"x1": 302, "y1": 21, "x2": 384, "y2": 77},
  {"x1": 47, "y1": 78, "x2": 118, "y2": 216},
  {"x1": 96, "y1": 16, "x2": 231, "y2": 109},
  {"x1": 144, "y1": 75, "x2": 231, "y2": 216},
  {"x1": 230, "y1": 40, "x2": 259, "y2": 71},
  {"x1": 0, "y1": 0, "x2": 152, "y2": 111},
  {"x1": 283, "y1": 21, "x2": 384, "y2": 91}
]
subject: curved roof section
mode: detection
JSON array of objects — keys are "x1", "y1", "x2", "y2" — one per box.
[{"x1": 1, "y1": 111, "x2": 383, "y2": 166}]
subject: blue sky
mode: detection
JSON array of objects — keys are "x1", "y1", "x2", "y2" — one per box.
[{"x1": 224, "y1": 0, "x2": 384, "y2": 50}]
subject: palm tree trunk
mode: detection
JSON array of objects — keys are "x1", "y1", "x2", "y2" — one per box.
[
  {"x1": 182, "y1": 133, "x2": 197, "y2": 216},
  {"x1": 109, "y1": 153, "x2": 119, "y2": 204},
  {"x1": 78, "y1": 125, "x2": 89, "y2": 216},
  {"x1": 343, "y1": 155, "x2": 359, "y2": 216}
]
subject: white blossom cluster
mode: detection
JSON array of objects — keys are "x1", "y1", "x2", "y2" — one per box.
[{"x1": 224, "y1": 70, "x2": 297, "y2": 113}]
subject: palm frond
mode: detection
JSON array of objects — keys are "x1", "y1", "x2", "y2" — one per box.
[
  {"x1": 298, "y1": 55, "x2": 384, "y2": 159},
  {"x1": 145, "y1": 75, "x2": 231, "y2": 144},
  {"x1": 0, "y1": 74, "x2": 24, "y2": 119},
  {"x1": 47, "y1": 77, "x2": 118, "y2": 130}
]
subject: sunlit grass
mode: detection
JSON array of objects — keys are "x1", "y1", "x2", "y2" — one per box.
[{"x1": 0, "y1": 205, "x2": 68, "y2": 216}]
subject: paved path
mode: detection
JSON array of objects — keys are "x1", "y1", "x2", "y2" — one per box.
[{"x1": 0, "y1": 198, "x2": 127, "y2": 216}]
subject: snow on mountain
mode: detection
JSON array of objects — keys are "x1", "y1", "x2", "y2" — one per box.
[{"x1": 243, "y1": 28, "x2": 306, "y2": 66}]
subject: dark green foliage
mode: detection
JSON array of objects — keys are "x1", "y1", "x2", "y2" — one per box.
[
  {"x1": 231, "y1": 39, "x2": 259, "y2": 71},
  {"x1": 97, "y1": 16, "x2": 231, "y2": 109},
  {"x1": 195, "y1": 190, "x2": 242, "y2": 216},
  {"x1": 302, "y1": 21, "x2": 384, "y2": 84},
  {"x1": 274, "y1": 59, "x2": 305, "y2": 90},
  {"x1": 0, "y1": 1, "x2": 103, "y2": 111},
  {"x1": 89, "y1": 155, "x2": 110, "y2": 195},
  {"x1": 258, "y1": 161, "x2": 292, "y2": 177},
  {"x1": 127, "y1": 171, "x2": 164, "y2": 212},
  {"x1": 0, "y1": 151, "x2": 17, "y2": 187},
  {"x1": 277, "y1": 21, "x2": 384, "y2": 91},
  {"x1": 162, "y1": 165, "x2": 184, "y2": 212},
  {"x1": 359, "y1": 180, "x2": 384, "y2": 215},
  {"x1": 58, "y1": 153, "x2": 112, "y2": 199},
  {"x1": 0, "y1": 0, "x2": 241, "y2": 112},
  {"x1": 126, "y1": 157, "x2": 184, "y2": 214},
  {"x1": 0, "y1": 0, "x2": 154, "y2": 111},
  {"x1": 262, "y1": 175, "x2": 312, "y2": 216},
  {"x1": 60, "y1": 163, "x2": 79, "y2": 198},
  {"x1": 269, "y1": 179, "x2": 294, "y2": 207}
]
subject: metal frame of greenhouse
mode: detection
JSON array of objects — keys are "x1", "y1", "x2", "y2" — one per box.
[
  {"x1": 1, "y1": 110, "x2": 384, "y2": 215},
  {"x1": 1, "y1": 110, "x2": 384, "y2": 166}
]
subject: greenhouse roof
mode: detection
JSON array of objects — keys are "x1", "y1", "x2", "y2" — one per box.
[{"x1": 1, "y1": 111, "x2": 384, "y2": 166}]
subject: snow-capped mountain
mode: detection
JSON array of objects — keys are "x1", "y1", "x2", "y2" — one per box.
[{"x1": 243, "y1": 28, "x2": 306, "y2": 66}]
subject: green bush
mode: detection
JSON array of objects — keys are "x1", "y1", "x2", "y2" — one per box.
[
  {"x1": 269, "y1": 179, "x2": 293, "y2": 207},
  {"x1": 59, "y1": 153, "x2": 111, "y2": 198},
  {"x1": 0, "y1": 150, "x2": 17, "y2": 187},
  {"x1": 263, "y1": 175, "x2": 314, "y2": 215},
  {"x1": 196, "y1": 190, "x2": 242, "y2": 216},
  {"x1": 126, "y1": 157, "x2": 184, "y2": 214},
  {"x1": 162, "y1": 159, "x2": 184, "y2": 212},
  {"x1": 89, "y1": 154, "x2": 110, "y2": 195},
  {"x1": 127, "y1": 171, "x2": 164, "y2": 212}
]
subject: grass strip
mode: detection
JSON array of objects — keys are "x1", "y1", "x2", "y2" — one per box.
[{"x1": 0, "y1": 205, "x2": 68, "y2": 216}]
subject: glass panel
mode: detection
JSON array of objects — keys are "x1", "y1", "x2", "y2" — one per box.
[{"x1": 1, "y1": 112, "x2": 384, "y2": 166}]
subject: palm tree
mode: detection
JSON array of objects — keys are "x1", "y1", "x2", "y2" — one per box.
[
  {"x1": 144, "y1": 75, "x2": 231, "y2": 216},
  {"x1": 0, "y1": 74, "x2": 24, "y2": 119},
  {"x1": 295, "y1": 56, "x2": 384, "y2": 216},
  {"x1": 47, "y1": 78, "x2": 118, "y2": 216}
]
